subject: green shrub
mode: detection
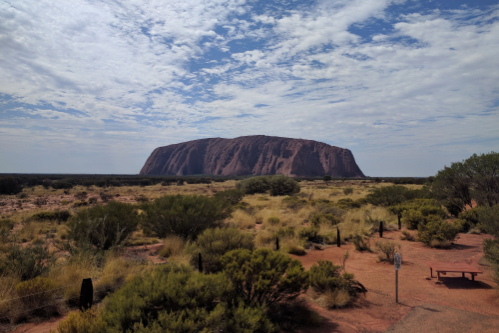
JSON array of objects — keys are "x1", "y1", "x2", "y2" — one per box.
[
  {"x1": 0, "y1": 243, "x2": 55, "y2": 281},
  {"x1": 400, "y1": 230, "x2": 416, "y2": 241},
  {"x1": 269, "y1": 175, "x2": 300, "y2": 196},
  {"x1": 480, "y1": 205, "x2": 499, "y2": 285},
  {"x1": 15, "y1": 277, "x2": 59, "y2": 317},
  {"x1": 93, "y1": 264, "x2": 274, "y2": 332},
  {"x1": 308, "y1": 260, "x2": 366, "y2": 308},
  {"x1": 213, "y1": 189, "x2": 245, "y2": 205},
  {"x1": 0, "y1": 218, "x2": 15, "y2": 236},
  {"x1": 31, "y1": 210, "x2": 71, "y2": 222},
  {"x1": 375, "y1": 240, "x2": 401, "y2": 262},
  {"x1": 282, "y1": 196, "x2": 307, "y2": 210},
  {"x1": 237, "y1": 176, "x2": 271, "y2": 194},
  {"x1": 401, "y1": 209, "x2": 425, "y2": 230},
  {"x1": 68, "y1": 201, "x2": 139, "y2": 250},
  {"x1": 417, "y1": 215, "x2": 459, "y2": 247},
  {"x1": 352, "y1": 235, "x2": 372, "y2": 252},
  {"x1": 221, "y1": 248, "x2": 309, "y2": 307},
  {"x1": 456, "y1": 207, "x2": 481, "y2": 232},
  {"x1": 336, "y1": 198, "x2": 361, "y2": 209},
  {"x1": 188, "y1": 228, "x2": 254, "y2": 273},
  {"x1": 343, "y1": 188, "x2": 353, "y2": 195},
  {"x1": 237, "y1": 175, "x2": 300, "y2": 196},
  {"x1": 140, "y1": 195, "x2": 231, "y2": 239},
  {"x1": 273, "y1": 227, "x2": 295, "y2": 238},
  {"x1": 298, "y1": 227, "x2": 322, "y2": 243},
  {"x1": 267, "y1": 217, "x2": 280, "y2": 225},
  {"x1": 310, "y1": 213, "x2": 341, "y2": 228},
  {"x1": 367, "y1": 185, "x2": 430, "y2": 207},
  {"x1": 55, "y1": 308, "x2": 103, "y2": 333}
]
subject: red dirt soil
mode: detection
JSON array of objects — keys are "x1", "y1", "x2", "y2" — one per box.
[
  {"x1": 292, "y1": 230, "x2": 499, "y2": 332},
  {"x1": 10, "y1": 231, "x2": 499, "y2": 333}
]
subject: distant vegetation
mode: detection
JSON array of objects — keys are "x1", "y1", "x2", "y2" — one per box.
[{"x1": 1, "y1": 152, "x2": 498, "y2": 331}]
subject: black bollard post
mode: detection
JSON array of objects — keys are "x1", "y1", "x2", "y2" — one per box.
[
  {"x1": 79, "y1": 278, "x2": 93, "y2": 312},
  {"x1": 379, "y1": 221, "x2": 383, "y2": 238},
  {"x1": 398, "y1": 213, "x2": 401, "y2": 230},
  {"x1": 337, "y1": 227, "x2": 341, "y2": 247},
  {"x1": 275, "y1": 237, "x2": 280, "y2": 251},
  {"x1": 198, "y1": 253, "x2": 203, "y2": 272}
]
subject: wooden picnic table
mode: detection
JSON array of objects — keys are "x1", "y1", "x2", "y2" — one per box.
[{"x1": 424, "y1": 261, "x2": 483, "y2": 281}]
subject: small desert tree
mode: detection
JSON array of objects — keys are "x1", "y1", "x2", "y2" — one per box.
[{"x1": 221, "y1": 248, "x2": 309, "y2": 307}]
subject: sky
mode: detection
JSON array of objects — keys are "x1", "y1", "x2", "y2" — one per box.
[{"x1": 0, "y1": 0, "x2": 498, "y2": 177}]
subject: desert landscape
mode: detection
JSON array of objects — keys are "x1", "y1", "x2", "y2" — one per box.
[
  {"x1": 1, "y1": 0, "x2": 498, "y2": 332},
  {"x1": 1, "y1": 152, "x2": 498, "y2": 333}
]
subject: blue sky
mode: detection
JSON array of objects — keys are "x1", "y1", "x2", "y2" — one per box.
[{"x1": 0, "y1": 0, "x2": 498, "y2": 176}]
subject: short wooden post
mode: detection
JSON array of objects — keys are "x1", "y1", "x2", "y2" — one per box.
[
  {"x1": 79, "y1": 278, "x2": 93, "y2": 312},
  {"x1": 379, "y1": 221, "x2": 383, "y2": 238},
  {"x1": 275, "y1": 237, "x2": 280, "y2": 251},
  {"x1": 198, "y1": 253, "x2": 203, "y2": 272},
  {"x1": 337, "y1": 227, "x2": 341, "y2": 247},
  {"x1": 397, "y1": 213, "x2": 401, "y2": 230}
]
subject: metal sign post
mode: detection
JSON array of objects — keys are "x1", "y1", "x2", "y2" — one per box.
[{"x1": 394, "y1": 253, "x2": 401, "y2": 303}]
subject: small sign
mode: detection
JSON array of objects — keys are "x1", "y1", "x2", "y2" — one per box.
[{"x1": 394, "y1": 253, "x2": 401, "y2": 270}]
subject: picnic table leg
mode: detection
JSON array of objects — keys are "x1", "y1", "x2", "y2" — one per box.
[
  {"x1": 462, "y1": 272, "x2": 465, "y2": 278},
  {"x1": 437, "y1": 272, "x2": 440, "y2": 281},
  {"x1": 472, "y1": 273, "x2": 475, "y2": 282},
  {"x1": 430, "y1": 267, "x2": 433, "y2": 278}
]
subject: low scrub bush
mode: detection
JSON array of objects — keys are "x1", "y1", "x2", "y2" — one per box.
[
  {"x1": 54, "y1": 308, "x2": 103, "y2": 333},
  {"x1": 343, "y1": 187, "x2": 353, "y2": 195},
  {"x1": 213, "y1": 189, "x2": 245, "y2": 205},
  {"x1": 309, "y1": 260, "x2": 366, "y2": 308},
  {"x1": 417, "y1": 216, "x2": 459, "y2": 247},
  {"x1": 237, "y1": 176, "x2": 270, "y2": 194},
  {"x1": 15, "y1": 277, "x2": 59, "y2": 318},
  {"x1": 158, "y1": 235, "x2": 185, "y2": 258},
  {"x1": 352, "y1": 235, "x2": 372, "y2": 252},
  {"x1": 31, "y1": 210, "x2": 71, "y2": 222},
  {"x1": 222, "y1": 248, "x2": 309, "y2": 307},
  {"x1": 390, "y1": 199, "x2": 446, "y2": 230},
  {"x1": 367, "y1": 185, "x2": 430, "y2": 207},
  {"x1": 269, "y1": 175, "x2": 301, "y2": 196},
  {"x1": 310, "y1": 213, "x2": 341, "y2": 227},
  {"x1": 68, "y1": 201, "x2": 139, "y2": 250},
  {"x1": 336, "y1": 198, "x2": 362, "y2": 209},
  {"x1": 63, "y1": 264, "x2": 274, "y2": 332},
  {"x1": 298, "y1": 227, "x2": 323, "y2": 243},
  {"x1": 455, "y1": 207, "x2": 482, "y2": 232},
  {"x1": 0, "y1": 218, "x2": 15, "y2": 236},
  {"x1": 140, "y1": 195, "x2": 231, "y2": 239},
  {"x1": 400, "y1": 230, "x2": 416, "y2": 241},
  {"x1": 282, "y1": 196, "x2": 307, "y2": 210},
  {"x1": 267, "y1": 216, "x2": 280, "y2": 225},
  {"x1": 237, "y1": 175, "x2": 300, "y2": 196},
  {"x1": 375, "y1": 240, "x2": 401, "y2": 263},
  {"x1": 187, "y1": 227, "x2": 254, "y2": 273},
  {"x1": 0, "y1": 243, "x2": 55, "y2": 281}
]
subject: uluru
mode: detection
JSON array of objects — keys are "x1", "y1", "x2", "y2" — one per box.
[{"x1": 139, "y1": 135, "x2": 365, "y2": 177}]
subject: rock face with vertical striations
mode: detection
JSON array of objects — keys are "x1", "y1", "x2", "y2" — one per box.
[{"x1": 139, "y1": 135, "x2": 365, "y2": 177}]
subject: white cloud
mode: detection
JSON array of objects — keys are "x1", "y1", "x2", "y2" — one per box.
[{"x1": 0, "y1": 0, "x2": 498, "y2": 175}]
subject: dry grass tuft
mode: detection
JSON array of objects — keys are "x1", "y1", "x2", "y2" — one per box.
[{"x1": 158, "y1": 235, "x2": 185, "y2": 258}]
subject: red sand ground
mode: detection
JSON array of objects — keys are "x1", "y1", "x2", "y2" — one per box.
[
  {"x1": 9, "y1": 231, "x2": 499, "y2": 333},
  {"x1": 293, "y1": 230, "x2": 498, "y2": 332}
]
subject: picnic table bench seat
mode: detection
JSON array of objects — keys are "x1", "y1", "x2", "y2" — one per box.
[{"x1": 424, "y1": 261, "x2": 483, "y2": 281}]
